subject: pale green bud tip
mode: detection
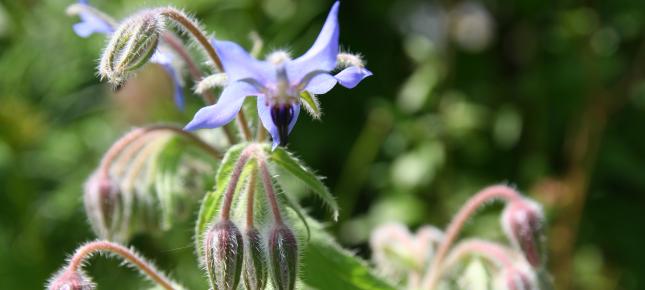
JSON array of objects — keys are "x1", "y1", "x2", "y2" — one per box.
[
  {"x1": 47, "y1": 270, "x2": 95, "y2": 290},
  {"x1": 267, "y1": 224, "x2": 298, "y2": 290},
  {"x1": 99, "y1": 11, "x2": 164, "y2": 86},
  {"x1": 243, "y1": 228, "x2": 267, "y2": 290},
  {"x1": 203, "y1": 220, "x2": 244, "y2": 290}
]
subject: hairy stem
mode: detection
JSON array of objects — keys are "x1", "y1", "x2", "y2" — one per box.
[
  {"x1": 220, "y1": 147, "x2": 253, "y2": 220},
  {"x1": 155, "y1": 8, "x2": 222, "y2": 71},
  {"x1": 156, "y1": 8, "x2": 252, "y2": 141},
  {"x1": 422, "y1": 185, "x2": 522, "y2": 289},
  {"x1": 245, "y1": 169, "x2": 258, "y2": 227},
  {"x1": 159, "y1": 32, "x2": 237, "y2": 144},
  {"x1": 442, "y1": 239, "x2": 515, "y2": 273},
  {"x1": 67, "y1": 241, "x2": 179, "y2": 290},
  {"x1": 258, "y1": 157, "x2": 283, "y2": 225},
  {"x1": 100, "y1": 125, "x2": 222, "y2": 180}
]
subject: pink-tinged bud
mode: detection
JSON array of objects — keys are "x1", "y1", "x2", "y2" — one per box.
[
  {"x1": 203, "y1": 220, "x2": 244, "y2": 290},
  {"x1": 495, "y1": 266, "x2": 537, "y2": 290},
  {"x1": 267, "y1": 224, "x2": 298, "y2": 290},
  {"x1": 501, "y1": 199, "x2": 545, "y2": 268},
  {"x1": 243, "y1": 228, "x2": 267, "y2": 290},
  {"x1": 47, "y1": 270, "x2": 95, "y2": 290},
  {"x1": 83, "y1": 172, "x2": 122, "y2": 241}
]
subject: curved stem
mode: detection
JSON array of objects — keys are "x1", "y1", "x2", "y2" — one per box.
[
  {"x1": 156, "y1": 8, "x2": 252, "y2": 142},
  {"x1": 99, "y1": 128, "x2": 149, "y2": 179},
  {"x1": 100, "y1": 125, "x2": 222, "y2": 180},
  {"x1": 245, "y1": 169, "x2": 258, "y2": 227},
  {"x1": 220, "y1": 147, "x2": 253, "y2": 220},
  {"x1": 160, "y1": 32, "x2": 237, "y2": 144},
  {"x1": 236, "y1": 108, "x2": 253, "y2": 141},
  {"x1": 442, "y1": 239, "x2": 515, "y2": 273},
  {"x1": 161, "y1": 32, "x2": 215, "y2": 104},
  {"x1": 258, "y1": 157, "x2": 283, "y2": 225},
  {"x1": 422, "y1": 185, "x2": 522, "y2": 289},
  {"x1": 156, "y1": 8, "x2": 223, "y2": 72},
  {"x1": 67, "y1": 241, "x2": 179, "y2": 290}
]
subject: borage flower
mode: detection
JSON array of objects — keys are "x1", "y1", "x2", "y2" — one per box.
[
  {"x1": 68, "y1": 0, "x2": 186, "y2": 109},
  {"x1": 184, "y1": 1, "x2": 372, "y2": 148}
]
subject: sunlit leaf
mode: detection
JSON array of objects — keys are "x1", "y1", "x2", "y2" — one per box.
[
  {"x1": 300, "y1": 219, "x2": 396, "y2": 290},
  {"x1": 269, "y1": 147, "x2": 339, "y2": 221}
]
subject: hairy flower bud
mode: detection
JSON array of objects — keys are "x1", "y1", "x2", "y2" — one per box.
[
  {"x1": 47, "y1": 270, "x2": 95, "y2": 290},
  {"x1": 204, "y1": 220, "x2": 244, "y2": 290},
  {"x1": 243, "y1": 228, "x2": 267, "y2": 290},
  {"x1": 502, "y1": 199, "x2": 545, "y2": 268},
  {"x1": 99, "y1": 11, "x2": 163, "y2": 86},
  {"x1": 84, "y1": 172, "x2": 122, "y2": 241},
  {"x1": 267, "y1": 224, "x2": 298, "y2": 290}
]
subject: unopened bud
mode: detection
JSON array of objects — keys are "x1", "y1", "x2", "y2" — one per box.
[
  {"x1": 99, "y1": 11, "x2": 163, "y2": 86},
  {"x1": 267, "y1": 224, "x2": 298, "y2": 290},
  {"x1": 243, "y1": 228, "x2": 267, "y2": 290},
  {"x1": 495, "y1": 266, "x2": 537, "y2": 290},
  {"x1": 47, "y1": 270, "x2": 95, "y2": 290},
  {"x1": 501, "y1": 199, "x2": 545, "y2": 268},
  {"x1": 84, "y1": 172, "x2": 122, "y2": 241},
  {"x1": 203, "y1": 220, "x2": 244, "y2": 290}
]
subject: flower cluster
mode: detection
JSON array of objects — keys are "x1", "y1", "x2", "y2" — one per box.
[
  {"x1": 370, "y1": 185, "x2": 547, "y2": 290},
  {"x1": 184, "y1": 2, "x2": 372, "y2": 148}
]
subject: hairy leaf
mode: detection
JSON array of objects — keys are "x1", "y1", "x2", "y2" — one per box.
[{"x1": 269, "y1": 147, "x2": 339, "y2": 221}]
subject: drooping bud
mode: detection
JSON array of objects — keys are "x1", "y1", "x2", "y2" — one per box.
[
  {"x1": 267, "y1": 224, "x2": 298, "y2": 290},
  {"x1": 270, "y1": 104, "x2": 295, "y2": 147},
  {"x1": 203, "y1": 220, "x2": 244, "y2": 290},
  {"x1": 243, "y1": 228, "x2": 268, "y2": 290},
  {"x1": 47, "y1": 269, "x2": 95, "y2": 290},
  {"x1": 83, "y1": 172, "x2": 122, "y2": 241},
  {"x1": 99, "y1": 11, "x2": 163, "y2": 86},
  {"x1": 501, "y1": 198, "x2": 545, "y2": 268},
  {"x1": 495, "y1": 265, "x2": 538, "y2": 290}
]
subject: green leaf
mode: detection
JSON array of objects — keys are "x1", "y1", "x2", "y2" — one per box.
[
  {"x1": 299, "y1": 220, "x2": 396, "y2": 290},
  {"x1": 269, "y1": 147, "x2": 339, "y2": 221},
  {"x1": 194, "y1": 143, "x2": 247, "y2": 256}
]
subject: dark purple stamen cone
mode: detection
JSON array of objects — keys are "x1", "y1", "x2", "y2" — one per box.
[
  {"x1": 204, "y1": 220, "x2": 244, "y2": 290},
  {"x1": 502, "y1": 199, "x2": 545, "y2": 268},
  {"x1": 270, "y1": 104, "x2": 294, "y2": 147},
  {"x1": 243, "y1": 228, "x2": 267, "y2": 290},
  {"x1": 47, "y1": 270, "x2": 94, "y2": 290},
  {"x1": 267, "y1": 224, "x2": 298, "y2": 290}
]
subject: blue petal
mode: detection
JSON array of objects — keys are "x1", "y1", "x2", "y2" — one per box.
[
  {"x1": 287, "y1": 1, "x2": 340, "y2": 83},
  {"x1": 303, "y1": 66, "x2": 373, "y2": 94},
  {"x1": 257, "y1": 96, "x2": 301, "y2": 149},
  {"x1": 184, "y1": 82, "x2": 258, "y2": 131},
  {"x1": 161, "y1": 63, "x2": 185, "y2": 110},
  {"x1": 150, "y1": 51, "x2": 185, "y2": 110},
  {"x1": 334, "y1": 66, "x2": 373, "y2": 89},
  {"x1": 73, "y1": 2, "x2": 114, "y2": 38},
  {"x1": 304, "y1": 73, "x2": 337, "y2": 94},
  {"x1": 211, "y1": 39, "x2": 274, "y2": 85}
]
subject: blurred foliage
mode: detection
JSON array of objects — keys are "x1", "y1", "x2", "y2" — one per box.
[{"x1": 1, "y1": 0, "x2": 645, "y2": 289}]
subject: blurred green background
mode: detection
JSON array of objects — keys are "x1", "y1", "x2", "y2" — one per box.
[{"x1": 1, "y1": 0, "x2": 645, "y2": 289}]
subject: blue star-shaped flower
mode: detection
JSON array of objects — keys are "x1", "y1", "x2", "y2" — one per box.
[
  {"x1": 71, "y1": 0, "x2": 186, "y2": 110},
  {"x1": 184, "y1": 1, "x2": 372, "y2": 148}
]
